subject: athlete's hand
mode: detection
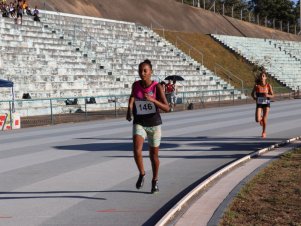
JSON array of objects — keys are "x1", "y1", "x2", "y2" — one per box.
[
  {"x1": 144, "y1": 93, "x2": 155, "y2": 102},
  {"x1": 126, "y1": 111, "x2": 132, "y2": 122}
]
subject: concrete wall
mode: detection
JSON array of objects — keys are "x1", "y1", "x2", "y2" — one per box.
[{"x1": 29, "y1": 0, "x2": 301, "y2": 41}]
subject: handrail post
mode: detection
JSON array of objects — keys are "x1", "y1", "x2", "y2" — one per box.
[
  {"x1": 114, "y1": 96, "x2": 117, "y2": 117},
  {"x1": 202, "y1": 91, "x2": 205, "y2": 108},
  {"x1": 201, "y1": 52, "x2": 204, "y2": 65},
  {"x1": 50, "y1": 99, "x2": 54, "y2": 125},
  {"x1": 150, "y1": 17, "x2": 165, "y2": 39},
  {"x1": 85, "y1": 100, "x2": 87, "y2": 120},
  {"x1": 9, "y1": 101, "x2": 12, "y2": 130},
  {"x1": 90, "y1": 36, "x2": 92, "y2": 50},
  {"x1": 182, "y1": 92, "x2": 185, "y2": 110},
  {"x1": 73, "y1": 25, "x2": 76, "y2": 42}
]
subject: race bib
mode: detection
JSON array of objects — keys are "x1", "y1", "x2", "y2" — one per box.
[
  {"x1": 257, "y1": 97, "x2": 269, "y2": 105},
  {"x1": 135, "y1": 100, "x2": 156, "y2": 115}
]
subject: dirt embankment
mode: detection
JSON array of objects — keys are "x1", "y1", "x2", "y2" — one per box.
[{"x1": 29, "y1": 0, "x2": 301, "y2": 41}]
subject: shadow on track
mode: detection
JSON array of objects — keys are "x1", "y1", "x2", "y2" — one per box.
[
  {"x1": 54, "y1": 142, "x2": 178, "y2": 152},
  {"x1": 0, "y1": 189, "x2": 151, "y2": 200}
]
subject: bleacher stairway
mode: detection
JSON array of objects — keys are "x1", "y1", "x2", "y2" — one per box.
[{"x1": 0, "y1": 11, "x2": 243, "y2": 116}]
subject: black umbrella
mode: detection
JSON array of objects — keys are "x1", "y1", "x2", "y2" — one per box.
[{"x1": 164, "y1": 75, "x2": 184, "y2": 81}]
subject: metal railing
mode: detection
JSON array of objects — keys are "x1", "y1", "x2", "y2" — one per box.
[
  {"x1": 175, "y1": 36, "x2": 204, "y2": 65},
  {"x1": 176, "y1": 0, "x2": 301, "y2": 36},
  {"x1": 72, "y1": 25, "x2": 107, "y2": 49},
  {"x1": 214, "y1": 63, "x2": 244, "y2": 92},
  {"x1": 150, "y1": 17, "x2": 165, "y2": 38},
  {"x1": 0, "y1": 86, "x2": 297, "y2": 129}
]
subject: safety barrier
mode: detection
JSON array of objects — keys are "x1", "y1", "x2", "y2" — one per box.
[
  {"x1": 0, "y1": 113, "x2": 21, "y2": 130},
  {"x1": 0, "y1": 87, "x2": 293, "y2": 128}
]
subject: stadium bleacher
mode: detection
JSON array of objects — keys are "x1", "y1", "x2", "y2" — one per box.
[
  {"x1": 0, "y1": 11, "x2": 243, "y2": 116},
  {"x1": 212, "y1": 34, "x2": 301, "y2": 91}
]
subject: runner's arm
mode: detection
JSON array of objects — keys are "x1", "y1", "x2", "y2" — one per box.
[
  {"x1": 266, "y1": 84, "x2": 274, "y2": 98},
  {"x1": 144, "y1": 84, "x2": 170, "y2": 112},
  {"x1": 126, "y1": 84, "x2": 135, "y2": 121},
  {"x1": 251, "y1": 85, "x2": 257, "y2": 100}
]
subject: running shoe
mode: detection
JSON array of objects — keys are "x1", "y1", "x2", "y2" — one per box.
[
  {"x1": 151, "y1": 180, "x2": 159, "y2": 194},
  {"x1": 136, "y1": 174, "x2": 145, "y2": 189}
]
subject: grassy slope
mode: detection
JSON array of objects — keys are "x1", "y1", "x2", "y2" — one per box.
[
  {"x1": 220, "y1": 148, "x2": 301, "y2": 226},
  {"x1": 155, "y1": 30, "x2": 287, "y2": 92}
]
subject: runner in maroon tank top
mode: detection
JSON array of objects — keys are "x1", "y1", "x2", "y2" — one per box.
[{"x1": 251, "y1": 71, "x2": 274, "y2": 138}]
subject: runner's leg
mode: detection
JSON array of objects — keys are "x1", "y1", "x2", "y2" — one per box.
[
  {"x1": 149, "y1": 146, "x2": 160, "y2": 193},
  {"x1": 255, "y1": 107, "x2": 262, "y2": 123},
  {"x1": 149, "y1": 146, "x2": 159, "y2": 181},
  {"x1": 147, "y1": 126, "x2": 161, "y2": 193},
  {"x1": 262, "y1": 107, "x2": 269, "y2": 138},
  {"x1": 133, "y1": 134, "x2": 146, "y2": 189},
  {"x1": 133, "y1": 134, "x2": 145, "y2": 175}
]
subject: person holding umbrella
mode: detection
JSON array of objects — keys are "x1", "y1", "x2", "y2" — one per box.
[
  {"x1": 165, "y1": 80, "x2": 173, "y2": 110},
  {"x1": 165, "y1": 79, "x2": 177, "y2": 111},
  {"x1": 126, "y1": 59, "x2": 170, "y2": 193},
  {"x1": 170, "y1": 80, "x2": 178, "y2": 111},
  {"x1": 164, "y1": 75, "x2": 183, "y2": 111}
]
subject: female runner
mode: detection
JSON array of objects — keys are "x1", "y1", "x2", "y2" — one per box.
[
  {"x1": 126, "y1": 59, "x2": 170, "y2": 193},
  {"x1": 251, "y1": 71, "x2": 274, "y2": 138}
]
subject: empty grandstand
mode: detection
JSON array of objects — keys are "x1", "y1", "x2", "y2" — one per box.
[
  {"x1": 212, "y1": 34, "x2": 301, "y2": 91},
  {"x1": 0, "y1": 10, "x2": 243, "y2": 116},
  {"x1": 0, "y1": 0, "x2": 300, "y2": 120}
]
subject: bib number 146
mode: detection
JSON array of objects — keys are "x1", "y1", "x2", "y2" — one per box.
[{"x1": 135, "y1": 101, "x2": 156, "y2": 115}]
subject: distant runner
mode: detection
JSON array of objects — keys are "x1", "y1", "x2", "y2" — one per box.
[
  {"x1": 251, "y1": 70, "x2": 274, "y2": 138},
  {"x1": 165, "y1": 80, "x2": 174, "y2": 111},
  {"x1": 126, "y1": 59, "x2": 170, "y2": 193}
]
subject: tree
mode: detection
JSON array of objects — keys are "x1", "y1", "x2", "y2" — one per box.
[
  {"x1": 248, "y1": 0, "x2": 295, "y2": 24},
  {"x1": 180, "y1": 0, "x2": 299, "y2": 27},
  {"x1": 293, "y1": 0, "x2": 300, "y2": 25}
]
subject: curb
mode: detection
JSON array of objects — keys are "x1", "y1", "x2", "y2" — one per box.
[{"x1": 155, "y1": 136, "x2": 301, "y2": 226}]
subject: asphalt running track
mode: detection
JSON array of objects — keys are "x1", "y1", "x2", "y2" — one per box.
[{"x1": 0, "y1": 99, "x2": 300, "y2": 226}]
